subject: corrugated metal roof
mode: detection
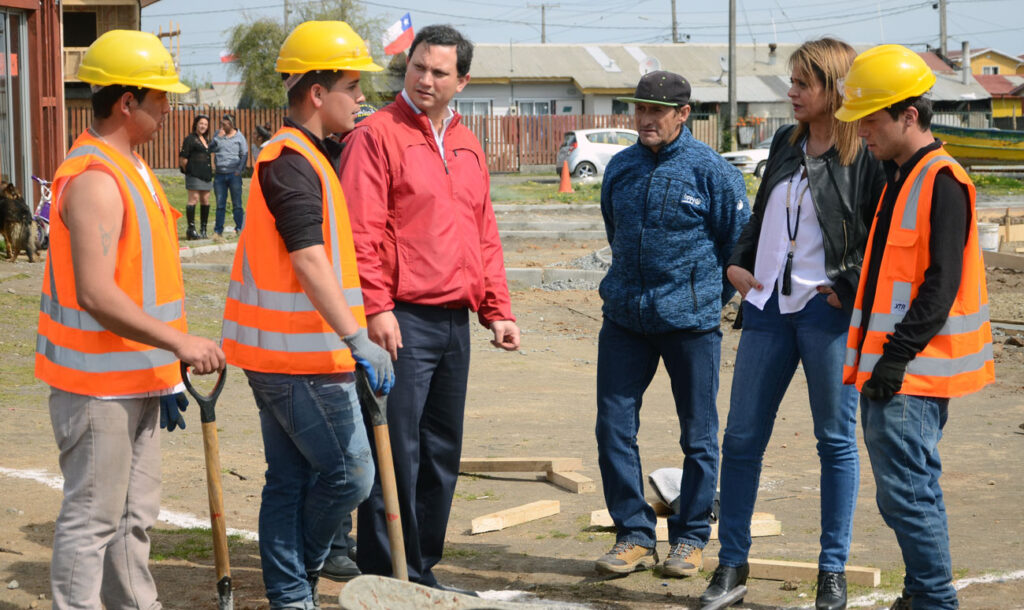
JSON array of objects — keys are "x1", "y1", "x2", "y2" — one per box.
[
  {"x1": 974, "y1": 74, "x2": 1024, "y2": 96},
  {"x1": 469, "y1": 43, "x2": 989, "y2": 103}
]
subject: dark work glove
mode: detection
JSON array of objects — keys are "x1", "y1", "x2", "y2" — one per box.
[
  {"x1": 159, "y1": 392, "x2": 189, "y2": 432},
  {"x1": 862, "y1": 355, "x2": 907, "y2": 403},
  {"x1": 344, "y1": 328, "x2": 395, "y2": 395}
]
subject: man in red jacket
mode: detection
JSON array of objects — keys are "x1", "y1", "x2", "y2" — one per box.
[{"x1": 340, "y1": 24, "x2": 519, "y2": 592}]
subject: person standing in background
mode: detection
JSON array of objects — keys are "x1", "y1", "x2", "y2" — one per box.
[
  {"x1": 179, "y1": 114, "x2": 217, "y2": 239},
  {"x1": 212, "y1": 113, "x2": 247, "y2": 239}
]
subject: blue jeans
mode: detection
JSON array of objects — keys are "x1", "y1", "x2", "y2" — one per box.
[
  {"x1": 863, "y1": 393, "x2": 956, "y2": 609},
  {"x1": 718, "y1": 291, "x2": 859, "y2": 572},
  {"x1": 595, "y1": 318, "x2": 721, "y2": 549},
  {"x1": 213, "y1": 172, "x2": 244, "y2": 234},
  {"x1": 246, "y1": 370, "x2": 374, "y2": 609}
]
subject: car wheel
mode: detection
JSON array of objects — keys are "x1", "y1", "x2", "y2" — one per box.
[
  {"x1": 754, "y1": 160, "x2": 767, "y2": 178},
  {"x1": 573, "y1": 161, "x2": 597, "y2": 179}
]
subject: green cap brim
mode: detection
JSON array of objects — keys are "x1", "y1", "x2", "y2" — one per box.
[{"x1": 615, "y1": 97, "x2": 681, "y2": 106}]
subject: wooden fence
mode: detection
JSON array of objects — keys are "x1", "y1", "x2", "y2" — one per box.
[{"x1": 66, "y1": 108, "x2": 720, "y2": 173}]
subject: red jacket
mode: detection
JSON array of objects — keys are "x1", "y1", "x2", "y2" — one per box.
[{"x1": 340, "y1": 95, "x2": 514, "y2": 326}]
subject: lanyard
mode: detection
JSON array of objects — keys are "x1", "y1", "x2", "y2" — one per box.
[{"x1": 782, "y1": 162, "x2": 810, "y2": 296}]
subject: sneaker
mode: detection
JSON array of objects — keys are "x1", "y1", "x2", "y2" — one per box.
[
  {"x1": 815, "y1": 571, "x2": 847, "y2": 610},
  {"x1": 700, "y1": 564, "x2": 749, "y2": 609},
  {"x1": 889, "y1": 590, "x2": 913, "y2": 610},
  {"x1": 595, "y1": 541, "x2": 658, "y2": 574},
  {"x1": 320, "y1": 554, "x2": 361, "y2": 582},
  {"x1": 662, "y1": 542, "x2": 702, "y2": 577},
  {"x1": 212, "y1": 232, "x2": 225, "y2": 243}
]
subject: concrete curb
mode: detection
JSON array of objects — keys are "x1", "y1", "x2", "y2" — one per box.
[
  {"x1": 500, "y1": 230, "x2": 606, "y2": 240},
  {"x1": 493, "y1": 203, "x2": 600, "y2": 213},
  {"x1": 506, "y1": 267, "x2": 606, "y2": 288},
  {"x1": 178, "y1": 241, "x2": 237, "y2": 259}
]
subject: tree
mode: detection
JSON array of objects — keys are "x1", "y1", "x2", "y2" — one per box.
[{"x1": 226, "y1": 0, "x2": 390, "y2": 109}]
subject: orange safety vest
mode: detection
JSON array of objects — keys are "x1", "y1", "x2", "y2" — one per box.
[
  {"x1": 221, "y1": 126, "x2": 366, "y2": 374},
  {"x1": 844, "y1": 147, "x2": 994, "y2": 398},
  {"x1": 36, "y1": 130, "x2": 186, "y2": 396}
]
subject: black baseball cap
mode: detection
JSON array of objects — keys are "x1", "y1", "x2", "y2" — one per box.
[{"x1": 617, "y1": 70, "x2": 691, "y2": 107}]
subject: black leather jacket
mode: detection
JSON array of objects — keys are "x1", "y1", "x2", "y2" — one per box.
[{"x1": 728, "y1": 124, "x2": 884, "y2": 318}]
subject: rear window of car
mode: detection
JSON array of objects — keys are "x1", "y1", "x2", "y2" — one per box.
[
  {"x1": 562, "y1": 132, "x2": 577, "y2": 147},
  {"x1": 584, "y1": 132, "x2": 608, "y2": 144}
]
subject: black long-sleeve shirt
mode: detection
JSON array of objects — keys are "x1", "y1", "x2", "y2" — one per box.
[
  {"x1": 859, "y1": 139, "x2": 971, "y2": 365},
  {"x1": 258, "y1": 118, "x2": 345, "y2": 252}
]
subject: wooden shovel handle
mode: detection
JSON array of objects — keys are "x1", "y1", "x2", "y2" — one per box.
[{"x1": 373, "y1": 424, "x2": 408, "y2": 581}]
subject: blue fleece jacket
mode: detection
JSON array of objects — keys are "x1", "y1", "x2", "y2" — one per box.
[{"x1": 599, "y1": 126, "x2": 750, "y2": 334}]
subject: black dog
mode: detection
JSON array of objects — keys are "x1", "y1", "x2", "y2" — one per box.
[{"x1": 0, "y1": 182, "x2": 36, "y2": 262}]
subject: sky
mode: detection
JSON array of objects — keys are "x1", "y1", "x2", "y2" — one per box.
[{"x1": 140, "y1": 0, "x2": 1024, "y2": 84}]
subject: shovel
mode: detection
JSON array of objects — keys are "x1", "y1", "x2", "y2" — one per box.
[
  {"x1": 180, "y1": 362, "x2": 232, "y2": 610},
  {"x1": 355, "y1": 368, "x2": 408, "y2": 581}
]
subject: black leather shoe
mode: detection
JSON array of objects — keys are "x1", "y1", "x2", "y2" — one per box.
[
  {"x1": 306, "y1": 570, "x2": 321, "y2": 609},
  {"x1": 320, "y1": 554, "x2": 361, "y2": 582},
  {"x1": 432, "y1": 582, "x2": 479, "y2": 597},
  {"x1": 186, "y1": 224, "x2": 199, "y2": 240},
  {"x1": 816, "y1": 570, "x2": 847, "y2": 610},
  {"x1": 700, "y1": 564, "x2": 749, "y2": 610}
]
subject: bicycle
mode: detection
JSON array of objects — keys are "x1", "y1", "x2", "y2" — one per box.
[{"x1": 31, "y1": 175, "x2": 51, "y2": 252}]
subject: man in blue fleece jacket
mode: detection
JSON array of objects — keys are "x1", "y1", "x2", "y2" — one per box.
[{"x1": 594, "y1": 71, "x2": 750, "y2": 578}]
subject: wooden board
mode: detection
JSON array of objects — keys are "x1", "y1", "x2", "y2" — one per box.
[
  {"x1": 459, "y1": 457, "x2": 582, "y2": 473},
  {"x1": 703, "y1": 556, "x2": 881, "y2": 587},
  {"x1": 545, "y1": 470, "x2": 595, "y2": 493},
  {"x1": 471, "y1": 500, "x2": 560, "y2": 534},
  {"x1": 589, "y1": 509, "x2": 780, "y2": 542}
]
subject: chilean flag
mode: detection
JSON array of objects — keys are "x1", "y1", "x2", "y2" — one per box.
[{"x1": 383, "y1": 13, "x2": 414, "y2": 56}]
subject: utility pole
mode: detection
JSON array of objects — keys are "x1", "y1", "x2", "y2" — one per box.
[
  {"x1": 728, "y1": 0, "x2": 737, "y2": 150},
  {"x1": 284, "y1": 0, "x2": 289, "y2": 29},
  {"x1": 528, "y1": 3, "x2": 559, "y2": 43},
  {"x1": 671, "y1": 0, "x2": 678, "y2": 43},
  {"x1": 938, "y1": 0, "x2": 947, "y2": 57}
]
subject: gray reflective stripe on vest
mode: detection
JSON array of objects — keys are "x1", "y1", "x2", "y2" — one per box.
[
  {"x1": 267, "y1": 132, "x2": 347, "y2": 288},
  {"x1": 845, "y1": 346, "x2": 859, "y2": 368},
  {"x1": 227, "y1": 251, "x2": 363, "y2": 312},
  {"x1": 40, "y1": 291, "x2": 182, "y2": 331},
  {"x1": 899, "y1": 155, "x2": 957, "y2": 231},
  {"x1": 857, "y1": 343, "x2": 993, "y2": 379},
  {"x1": 850, "y1": 307, "x2": 862, "y2": 329},
  {"x1": 36, "y1": 333, "x2": 177, "y2": 373},
  {"x1": 38, "y1": 144, "x2": 182, "y2": 371},
  {"x1": 221, "y1": 320, "x2": 346, "y2": 353},
  {"x1": 864, "y1": 281, "x2": 989, "y2": 336}
]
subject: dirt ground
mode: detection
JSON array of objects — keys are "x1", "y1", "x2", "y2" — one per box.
[{"x1": 1, "y1": 235, "x2": 1023, "y2": 610}]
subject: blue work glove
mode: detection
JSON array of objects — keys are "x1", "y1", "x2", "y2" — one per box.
[
  {"x1": 159, "y1": 392, "x2": 189, "y2": 432},
  {"x1": 344, "y1": 328, "x2": 395, "y2": 395}
]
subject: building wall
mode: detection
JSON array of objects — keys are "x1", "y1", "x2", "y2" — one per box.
[
  {"x1": 991, "y1": 96, "x2": 1023, "y2": 119},
  {"x1": 970, "y1": 51, "x2": 1024, "y2": 76},
  {"x1": 458, "y1": 81, "x2": 584, "y2": 115}
]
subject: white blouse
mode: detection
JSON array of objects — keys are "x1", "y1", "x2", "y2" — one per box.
[{"x1": 744, "y1": 161, "x2": 832, "y2": 314}]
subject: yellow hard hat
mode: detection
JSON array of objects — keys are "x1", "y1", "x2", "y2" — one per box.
[
  {"x1": 276, "y1": 21, "x2": 383, "y2": 74},
  {"x1": 835, "y1": 44, "x2": 936, "y2": 122},
  {"x1": 77, "y1": 29, "x2": 189, "y2": 94}
]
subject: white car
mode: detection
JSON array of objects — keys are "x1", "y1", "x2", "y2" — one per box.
[
  {"x1": 556, "y1": 128, "x2": 639, "y2": 178},
  {"x1": 721, "y1": 138, "x2": 772, "y2": 177}
]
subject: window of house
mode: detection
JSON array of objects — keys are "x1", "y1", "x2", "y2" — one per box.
[
  {"x1": 612, "y1": 99, "x2": 630, "y2": 115},
  {"x1": 64, "y1": 12, "x2": 97, "y2": 47},
  {"x1": 517, "y1": 100, "x2": 551, "y2": 115},
  {"x1": 455, "y1": 99, "x2": 490, "y2": 116},
  {"x1": 983, "y1": 65, "x2": 1000, "y2": 75}
]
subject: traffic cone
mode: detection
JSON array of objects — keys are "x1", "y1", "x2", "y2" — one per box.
[{"x1": 558, "y1": 161, "x2": 573, "y2": 194}]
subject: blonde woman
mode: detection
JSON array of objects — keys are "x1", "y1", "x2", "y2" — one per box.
[{"x1": 702, "y1": 38, "x2": 884, "y2": 610}]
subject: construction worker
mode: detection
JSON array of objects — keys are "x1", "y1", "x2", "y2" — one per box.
[
  {"x1": 836, "y1": 44, "x2": 994, "y2": 610},
  {"x1": 219, "y1": 21, "x2": 393, "y2": 607},
  {"x1": 340, "y1": 24, "x2": 519, "y2": 591},
  {"x1": 36, "y1": 30, "x2": 225, "y2": 608},
  {"x1": 593, "y1": 71, "x2": 749, "y2": 578}
]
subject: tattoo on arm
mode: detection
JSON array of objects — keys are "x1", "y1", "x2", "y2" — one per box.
[{"x1": 99, "y1": 223, "x2": 114, "y2": 256}]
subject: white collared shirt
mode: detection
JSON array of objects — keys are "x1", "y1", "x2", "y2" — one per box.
[
  {"x1": 401, "y1": 88, "x2": 454, "y2": 157},
  {"x1": 745, "y1": 162, "x2": 831, "y2": 314}
]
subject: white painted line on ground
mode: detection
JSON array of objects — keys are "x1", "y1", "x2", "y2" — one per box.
[{"x1": 0, "y1": 466, "x2": 258, "y2": 542}]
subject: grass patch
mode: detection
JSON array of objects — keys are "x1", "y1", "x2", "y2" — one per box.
[
  {"x1": 155, "y1": 173, "x2": 252, "y2": 240},
  {"x1": 442, "y1": 546, "x2": 480, "y2": 559},
  {"x1": 150, "y1": 527, "x2": 247, "y2": 561},
  {"x1": 969, "y1": 173, "x2": 1024, "y2": 194}
]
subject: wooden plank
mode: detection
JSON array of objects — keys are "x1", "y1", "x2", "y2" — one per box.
[
  {"x1": 545, "y1": 470, "x2": 595, "y2": 493},
  {"x1": 590, "y1": 509, "x2": 780, "y2": 542},
  {"x1": 471, "y1": 500, "x2": 560, "y2": 534},
  {"x1": 703, "y1": 557, "x2": 881, "y2": 587},
  {"x1": 459, "y1": 457, "x2": 582, "y2": 473}
]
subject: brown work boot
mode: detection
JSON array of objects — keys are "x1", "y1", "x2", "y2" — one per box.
[
  {"x1": 595, "y1": 541, "x2": 658, "y2": 574},
  {"x1": 662, "y1": 542, "x2": 702, "y2": 577}
]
